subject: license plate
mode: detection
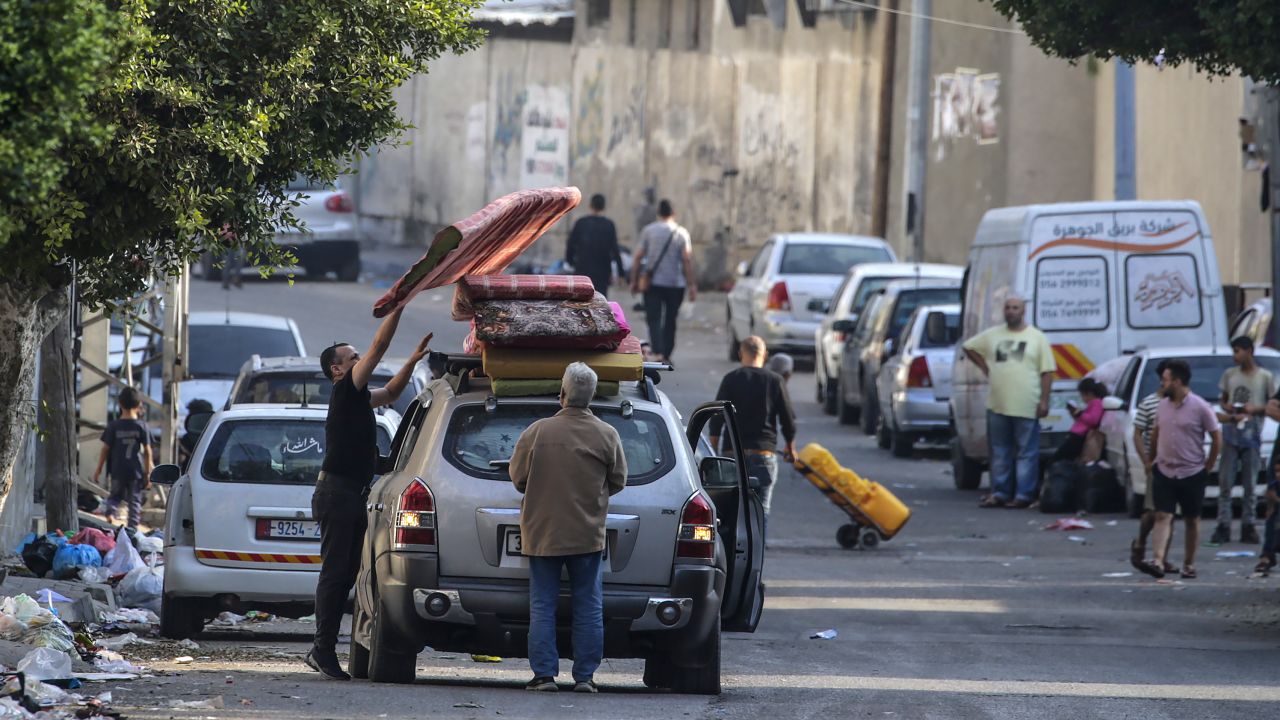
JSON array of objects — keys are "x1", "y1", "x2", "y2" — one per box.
[
  {"x1": 505, "y1": 531, "x2": 609, "y2": 559},
  {"x1": 265, "y1": 520, "x2": 321, "y2": 540}
]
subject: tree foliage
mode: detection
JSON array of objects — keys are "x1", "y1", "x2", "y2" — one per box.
[
  {"x1": 0, "y1": 0, "x2": 485, "y2": 307},
  {"x1": 987, "y1": 0, "x2": 1280, "y2": 83}
]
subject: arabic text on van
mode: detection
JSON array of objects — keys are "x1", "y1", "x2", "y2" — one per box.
[{"x1": 1051, "y1": 218, "x2": 1183, "y2": 239}]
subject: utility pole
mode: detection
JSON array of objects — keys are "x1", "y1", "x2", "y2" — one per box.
[
  {"x1": 1268, "y1": 86, "x2": 1280, "y2": 343},
  {"x1": 1114, "y1": 62, "x2": 1137, "y2": 200},
  {"x1": 902, "y1": 0, "x2": 932, "y2": 261}
]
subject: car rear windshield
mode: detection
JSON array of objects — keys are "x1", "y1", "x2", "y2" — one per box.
[
  {"x1": 188, "y1": 326, "x2": 301, "y2": 378},
  {"x1": 1135, "y1": 356, "x2": 1280, "y2": 403},
  {"x1": 780, "y1": 244, "x2": 892, "y2": 275},
  {"x1": 200, "y1": 419, "x2": 389, "y2": 485},
  {"x1": 918, "y1": 312, "x2": 961, "y2": 349},
  {"x1": 235, "y1": 372, "x2": 409, "y2": 415},
  {"x1": 889, "y1": 288, "x2": 961, "y2": 340},
  {"x1": 444, "y1": 404, "x2": 675, "y2": 486}
]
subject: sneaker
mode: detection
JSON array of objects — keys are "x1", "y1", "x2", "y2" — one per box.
[
  {"x1": 1241, "y1": 524, "x2": 1260, "y2": 544},
  {"x1": 1209, "y1": 523, "x2": 1231, "y2": 545},
  {"x1": 525, "y1": 676, "x2": 558, "y2": 692},
  {"x1": 305, "y1": 648, "x2": 351, "y2": 681},
  {"x1": 573, "y1": 679, "x2": 599, "y2": 694}
]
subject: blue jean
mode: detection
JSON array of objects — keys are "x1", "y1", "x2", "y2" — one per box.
[
  {"x1": 745, "y1": 452, "x2": 779, "y2": 515},
  {"x1": 1218, "y1": 443, "x2": 1259, "y2": 526},
  {"x1": 527, "y1": 552, "x2": 604, "y2": 681},
  {"x1": 987, "y1": 411, "x2": 1040, "y2": 503}
]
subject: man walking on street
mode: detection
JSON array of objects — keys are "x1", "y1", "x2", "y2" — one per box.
[
  {"x1": 1130, "y1": 360, "x2": 1176, "y2": 574},
  {"x1": 511, "y1": 363, "x2": 627, "y2": 693},
  {"x1": 566, "y1": 193, "x2": 625, "y2": 297},
  {"x1": 1138, "y1": 360, "x2": 1221, "y2": 579},
  {"x1": 710, "y1": 336, "x2": 798, "y2": 522},
  {"x1": 630, "y1": 199, "x2": 697, "y2": 362},
  {"x1": 1212, "y1": 336, "x2": 1273, "y2": 545},
  {"x1": 962, "y1": 295, "x2": 1056, "y2": 508},
  {"x1": 305, "y1": 310, "x2": 431, "y2": 680}
]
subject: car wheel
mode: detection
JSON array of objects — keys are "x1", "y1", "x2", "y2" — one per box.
[
  {"x1": 368, "y1": 598, "x2": 417, "y2": 684},
  {"x1": 890, "y1": 427, "x2": 914, "y2": 458},
  {"x1": 727, "y1": 308, "x2": 740, "y2": 361},
  {"x1": 815, "y1": 361, "x2": 825, "y2": 404},
  {"x1": 876, "y1": 415, "x2": 891, "y2": 449},
  {"x1": 348, "y1": 605, "x2": 371, "y2": 680},
  {"x1": 643, "y1": 654, "x2": 676, "y2": 690},
  {"x1": 836, "y1": 377, "x2": 859, "y2": 425},
  {"x1": 673, "y1": 620, "x2": 721, "y2": 695},
  {"x1": 951, "y1": 437, "x2": 984, "y2": 490},
  {"x1": 860, "y1": 383, "x2": 879, "y2": 435},
  {"x1": 159, "y1": 595, "x2": 203, "y2": 640},
  {"x1": 337, "y1": 257, "x2": 361, "y2": 282}
]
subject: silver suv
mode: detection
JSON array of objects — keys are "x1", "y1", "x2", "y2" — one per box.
[{"x1": 349, "y1": 360, "x2": 765, "y2": 694}]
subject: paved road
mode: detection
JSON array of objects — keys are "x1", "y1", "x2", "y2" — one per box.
[{"x1": 131, "y1": 256, "x2": 1280, "y2": 719}]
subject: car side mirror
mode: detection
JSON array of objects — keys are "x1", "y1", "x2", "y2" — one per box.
[
  {"x1": 881, "y1": 338, "x2": 896, "y2": 360},
  {"x1": 376, "y1": 454, "x2": 395, "y2": 475},
  {"x1": 699, "y1": 456, "x2": 739, "y2": 490},
  {"x1": 924, "y1": 311, "x2": 949, "y2": 345},
  {"x1": 151, "y1": 464, "x2": 181, "y2": 486},
  {"x1": 832, "y1": 319, "x2": 857, "y2": 333},
  {"x1": 1101, "y1": 396, "x2": 1125, "y2": 411},
  {"x1": 736, "y1": 260, "x2": 750, "y2": 277}
]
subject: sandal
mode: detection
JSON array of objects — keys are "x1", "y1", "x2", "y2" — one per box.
[
  {"x1": 1180, "y1": 566, "x2": 1197, "y2": 580},
  {"x1": 1162, "y1": 562, "x2": 1178, "y2": 575},
  {"x1": 1136, "y1": 560, "x2": 1165, "y2": 579},
  {"x1": 1129, "y1": 540, "x2": 1145, "y2": 570},
  {"x1": 1007, "y1": 499, "x2": 1032, "y2": 509},
  {"x1": 978, "y1": 495, "x2": 1006, "y2": 508},
  {"x1": 1253, "y1": 557, "x2": 1275, "y2": 574}
]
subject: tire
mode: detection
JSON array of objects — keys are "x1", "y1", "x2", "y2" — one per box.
[
  {"x1": 673, "y1": 621, "x2": 721, "y2": 695},
  {"x1": 836, "y1": 523, "x2": 860, "y2": 549},
  {"x1": 348, "y1": 605, "x2": 370, "y2": 680},
  {"x1": 200, "y1": 255, "x2": 222, "y2": 283},
  {"x1": 336, "y1": 257, "x2": 361, "y2": 282},
  {"x1": 890, "y1": 428, "x2": 914, "y2": 458},
  {"x1": 368, "y1": 599, "x2": 417, "y2": 684},
  {"x1": 836, "y1": 377, "x2": 859, "y2": 425},
  {"x1": 822, "y1": 373, "x2": 839, "y2": 415},
  {"x1": 859, "y1": 530, "x2": 880, "y2": 550},
  {"x1": 876, "y1": 416, "x2": 891, "y2": 449},
  {"x1": 727, "y1": 308, "x2": 740, "y2": 361},
  {"x1": 643, "y1": 655, "x2": 676, "y2": 690},
  {"x1": 951, "y1": 438, "x2": 983, "y2": 490},
  {"x1": 860, "y1": 384, "x2": 879, "y2": 436},
  {"x1": 159, "y1": 595, "x2": 202, "y2": 640}
]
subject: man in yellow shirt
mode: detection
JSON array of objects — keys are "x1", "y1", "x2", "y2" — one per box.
[{"x1": 962, "y1": 295, "x2": 1056, "y2": 508}]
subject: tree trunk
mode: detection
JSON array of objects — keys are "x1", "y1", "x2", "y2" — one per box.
[
  {"x1": 40, "y1": 301, "x2": 78, "y2": 534},
  {"x1": 0, "y1": 275, "x2": 68, "y2": 545}
]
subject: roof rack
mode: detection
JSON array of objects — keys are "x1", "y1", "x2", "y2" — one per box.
[{"x1": 430, "y1": 352, "x2": 674, "y2": 401}]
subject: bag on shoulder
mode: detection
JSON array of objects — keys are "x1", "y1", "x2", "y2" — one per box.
[{"x1": 639, "y1": 230, "x2": 678, "y2": 293}]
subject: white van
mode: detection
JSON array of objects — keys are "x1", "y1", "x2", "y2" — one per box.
[{"x1": 950, "y1": 201, "x2": 1228, "y2": 489}]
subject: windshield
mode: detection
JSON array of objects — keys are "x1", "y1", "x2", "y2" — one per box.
[
  {"x1": 234, "y1": 371, "x2": 410, "y2": 415},
  {"x1": 780, "y1": 244, "x2": 892, "y2": 276},
  {"x1": 189, "y1": 326, "x2": 301, "y2": 378},
  {"x1": 1136, "y1": 356, "x2": 1280, "y2": 404},
  {"x1": 445, "y1": 404, "x2": 675, "y2": 486},
  {"x1": 889, "y1": 288, "x2": 961, "y2": 340},
  {"x1": 199, "y1": 419, "x2": 390, "y2": 485}
]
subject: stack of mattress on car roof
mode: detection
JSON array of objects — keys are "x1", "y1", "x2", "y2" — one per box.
[{"x1": 451, "y1": 274, "x2": 643, "y2": 396}]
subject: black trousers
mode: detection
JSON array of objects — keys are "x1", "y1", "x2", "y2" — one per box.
[
  {"x1": 1051, "y1": 432, "x2": 1086, "y2": 465},
  {"x1": 644, "y1": 285, "x2": 685, "y2": 358},
  {"x1": 584, "y1": 269, "x2": 612, "y2": 299},
  {"x1": 311, "y1": 474, "x2": 369, "y2": 651}
]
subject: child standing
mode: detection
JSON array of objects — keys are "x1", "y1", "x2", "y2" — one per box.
[
  {"x1": 1052, "y1": 378, "x2": 1106, "y2": 464},
  {"x1": 92, "y1": 387, "x2": 152, "y2": 529}
]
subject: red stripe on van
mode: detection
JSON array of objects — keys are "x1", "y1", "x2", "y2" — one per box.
[{"x1": 1027, "y1": 231, "x2": 1199, "y2": 260}]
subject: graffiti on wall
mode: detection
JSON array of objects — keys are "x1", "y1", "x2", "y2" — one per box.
[
  {"x1": 931, "y1": 67, "x2": 1000, "y2": 160},
  {"x1": 575, "y1": 61, "x2": 604, "y2": 160},
  {"x1": 490, "y1": 72, "x2": 528, "y2": 186},
  {"x1": 521, "y1": 85, "x2": 570, "y2": 188},
  {"x1": 607, "y1": 86, "x2": 645, "y2": 155}
]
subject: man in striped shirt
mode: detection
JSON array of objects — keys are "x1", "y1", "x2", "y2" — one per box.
[{"x1": 1131, "y1": 360, "x2": 1175, "y2": 573}]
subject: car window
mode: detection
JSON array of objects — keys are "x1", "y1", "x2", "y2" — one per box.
[
  {"x1": 779, "y1": 244, "x2": 892, "y2": 275},
  {"x1": 199, "y1": 418, "x2": 389, "y2": 485},
  {"x1": 918, "y1": 311, "x2": 961, "y2": 349},
  {"x1": 444, "y1": 404, "x2": 674, "y2": 486},
  {"x1": 748, "y1": 242, "x2": 774, "y2": 278},
  {"x1": 851, "y1": 277, "x2": 895, "y2": 314},
  {"x1": 830, "y1": 274, "x2": 856, "y2": 316},
  {"x1": 853, "y1": 295, "x2": 883, "y2": 344},
  {"x1": 234, "y1": 371, "x2": 408, "y2": 413},
  {"x1": 189, "y1": 326, "x2": 302, "y2": 378},
  {"x1": 889, "y1": 288, "x2": 962, "y2": 341},
  {"x1": 1113, "y1": 357, "x2": 1141, "y2": 401},
  {"x1": 1135, "y1": 356, "x2": 1280, "y2": 404}
]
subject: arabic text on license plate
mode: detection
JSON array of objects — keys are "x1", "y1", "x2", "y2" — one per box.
[{"x1": 269, "y1": 520, "x2": 321, "y2": 539}]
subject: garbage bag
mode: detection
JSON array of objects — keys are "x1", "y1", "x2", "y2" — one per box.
[
  {"x1": 136, "y1": 534, "x2": 163, "y2": 555},
  {"x1": 71, "y1": 527, "x2": 116, "y2": 556},
  {"x1": 103, "y1": 527, "x2": 142, "y2": 575},
  {"x1": 78, "y1": 565, "x2": 112, "y2": 584},
  {"x1": 118, "y1": 557, "x2": 163, "y2": 613},
  {"x1": 20, "y1": 614, "x2": 76, "y2": 654},
  {"x1": 52, "y1": 543, "x2": 102, "y2": 579},
  {"x1": 19, "y1": 533, "x2": 65, "y2": 578},
  {"x1": 0, "y1": 613, "x2": 26, "y2": 640},
  {"x1": 15, "y1": 647, "x2": 73, "y2": 682}
]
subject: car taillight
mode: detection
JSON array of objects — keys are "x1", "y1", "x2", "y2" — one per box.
[
  {"x1": 254, "y1": 519, "x2": 270, "y2": 540},
  {"x1": 676, "y1": 493, "x2": 715, "y2": 560},
  {"x1": 907, "y1": 356, "x2": 932, "y2": 388},
  {"x1": 394, "y1": 477, "x2": 436, "y2": 547},
  {"x1": 324, "y1": 191, "x2": 354, "y2": 213},
  {"x1": 766, "y1": 281, "x2": 791, "y2": 311}
]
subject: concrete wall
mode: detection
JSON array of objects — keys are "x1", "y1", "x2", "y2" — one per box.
[{"x1": 358, "y1": 0, "x2": 891, "y2": 285}]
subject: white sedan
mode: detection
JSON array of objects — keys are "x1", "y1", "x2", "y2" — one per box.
[{"x1": 1096, "y1": 346, "x2": 1280, "y2": 517}]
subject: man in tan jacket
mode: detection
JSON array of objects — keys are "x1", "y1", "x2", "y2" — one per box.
[{"x1": 510, "y1": 362, "x2": 627, "y2": 693}]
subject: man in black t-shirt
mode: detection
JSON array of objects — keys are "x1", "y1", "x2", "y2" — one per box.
[
  {"x1": 305, "y1": 307, "x2": 431, "y2": 681},
  {"x1": 565, "y1": 193, "x2": 624, "y2": 297},
  {"x1": 709, "y1": 336, "x2": 797, "y2": 523}
]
